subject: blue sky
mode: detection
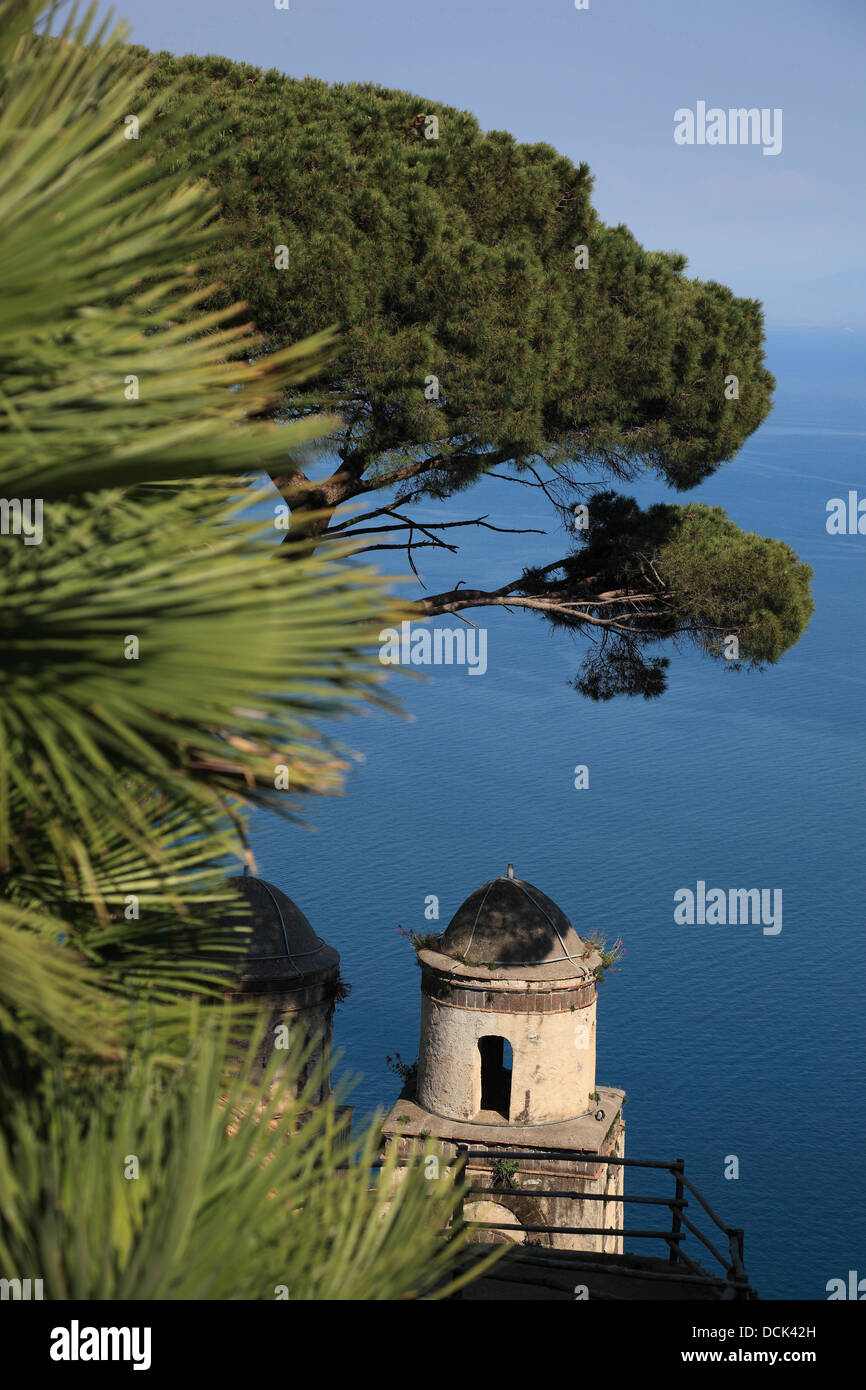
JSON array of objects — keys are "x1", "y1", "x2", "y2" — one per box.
[{"x1": 107, "y1": 0, "x2": 864, "y2": 328}]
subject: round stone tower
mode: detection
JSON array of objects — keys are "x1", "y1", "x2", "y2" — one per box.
[
  {"x1": 416, "y1": 865, "x2": 601, "y2": 1125},
  {"x1": 381, "y1": 865, "x2": 626, "y2": 1253},
  {"x1": 223, "y1": 872, "x2": 342, "y2": 1104}
]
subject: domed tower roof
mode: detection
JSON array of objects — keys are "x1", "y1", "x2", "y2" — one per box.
[
  {"x1": 437, "y1": 865, "x2": 594, "y2": 975},
  {"x1": 224, "y1": 873, "x2": 340, "y2": 993}
]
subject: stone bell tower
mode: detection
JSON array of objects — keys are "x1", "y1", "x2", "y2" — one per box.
[{"x1": 381, "y1": 865, "x2": 625, "y2": 1252}]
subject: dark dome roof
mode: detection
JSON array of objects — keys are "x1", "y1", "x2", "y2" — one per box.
[
  {"x1": 439, "y1": 869, "x2": 589, "y2": 969},
  {"x1": 225, "y1": 874, "x2": 339, "y2": 991}
]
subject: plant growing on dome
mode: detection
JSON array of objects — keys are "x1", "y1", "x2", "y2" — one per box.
[
  {"x1": 583, "y1": 934, "x2": 626, "y2": 981},
  {"x1": 397, "y1": 923, "x2": 441, "y2": 953}
]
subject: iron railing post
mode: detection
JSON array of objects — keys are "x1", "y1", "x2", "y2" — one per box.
[
  {"x1": 727, "y1": 1227, "x2": 747, "y2": 1296},
  {"x1": 455, "y1": 1143, "x2": 468, "y2": 1227},
  {"x1": 669, "y1": 1158, "x2": 685, "y2": 1265}
]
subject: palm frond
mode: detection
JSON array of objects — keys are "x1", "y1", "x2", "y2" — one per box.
[
  {"x1": 0, "y1": 899, "x2": 120, "y2": 1059},
  {"x1": 0, "y1": 1015, "x2": 501, "y2": 1299},
  {"x1": 0, "y1": 1, "x2": 488, "y2": 1305},
  {"x1": 0, "y1": 483, "x2": 397, "y2": 880}
]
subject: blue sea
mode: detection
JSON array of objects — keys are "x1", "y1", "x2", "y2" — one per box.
[{"x1": 252, "y1": 328, "x2": 866, "y2": 1301}]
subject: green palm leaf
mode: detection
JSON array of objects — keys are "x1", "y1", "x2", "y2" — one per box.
[
  {"x1": 0, "y1": 899, "x2": 121, "y2": 1059},
  {"x1": 0, "y1": 1018, "x2": 500, "y2": 1299},
  {"x1": 0, "y1": 0, "x2": 490, "y2": 1305},
  {"x1": 0, "y1": 482, "x2": 396, "y2": 881}
]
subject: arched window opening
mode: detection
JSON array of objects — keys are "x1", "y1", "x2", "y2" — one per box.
[{"x1": 479, "y1": 1035, "x2": 512, "y2": 1119}]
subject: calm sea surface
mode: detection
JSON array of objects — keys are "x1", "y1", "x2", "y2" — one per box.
[{"x1": 252, "y1": 329, "x2": 866, "y2": 1300}]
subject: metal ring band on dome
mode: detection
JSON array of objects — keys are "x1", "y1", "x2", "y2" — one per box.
[
  {"x1": 512, "y1": 880, "x2": 585, "y2": 966},
  {"x1": 463, "y1": 879, "x2": 497, "y2": 958},
  {"x1": 253, "y1": 879, "x2": 328, "y2": 975},
  {"x1": 459, "y1": 877, "x2": 587, "y2": 970},
  {"x1": 252, "y1": 948, "x2": 332, "y2": 961}
]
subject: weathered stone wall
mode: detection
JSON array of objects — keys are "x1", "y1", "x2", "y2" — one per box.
[
  {"x1": 416, "y1": 981, "x2": 597, "y2": 1123},
  {"x1": 460, "y1": 1117, "x2": 626, "y2": 1254},
  {"x1": 228, "y1": 974, "x2": 337, "y2": 1104}
]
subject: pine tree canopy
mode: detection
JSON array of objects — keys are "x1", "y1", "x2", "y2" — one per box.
[
  {"x1": 509, "y1": 494, "x2": 815, "y2": 698},
  {"x1": 132, "y1": 52, "x2": 773, "y2": 488},
  {"x1": 124, "y1": 47, "x2": 813, "y2": 696}
]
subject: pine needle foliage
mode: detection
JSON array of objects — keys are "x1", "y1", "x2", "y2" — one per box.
[
  {"x1": 130, "y1": 51, "x2": 775, "y2": 487},
  {"x1": 516, "y1": 492, "x2": 814, "y2": 697},
  {"x1": 121, "y1": 44, "x2": 815, "y2": 700},
  {"x1": 0, "y1": 2, "x2": 337, "y2": 498}
]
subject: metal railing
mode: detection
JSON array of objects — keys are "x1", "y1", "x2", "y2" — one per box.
[{"x1": 449, "y1": 1144, "x2": 755, "y2": 1299}]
